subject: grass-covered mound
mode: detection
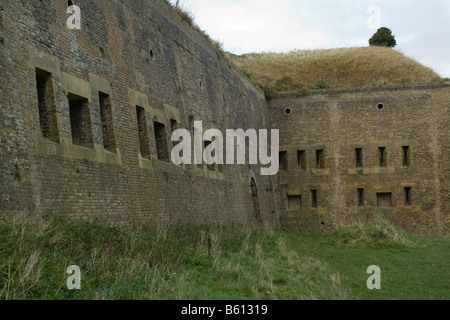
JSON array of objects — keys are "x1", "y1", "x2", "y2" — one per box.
[
  {"x1": 329, "y1": 221, "x2": 416, "y2": 249},
  {"x1": 228, "y1": 46, "x2": 443, "y2": 96}
]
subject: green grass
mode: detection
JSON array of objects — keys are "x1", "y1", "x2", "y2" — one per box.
[
  {"x1": 285, "y1": 226, "x2": 449, "y2": 300},
  {"x1": 0, "y1": 213, "x2": 448, "y2": 300}
]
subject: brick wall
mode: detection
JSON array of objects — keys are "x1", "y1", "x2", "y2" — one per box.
[
  {"x1": 269, "y1": 85, "x2": 450, "y2": 235},
  {"x1": 0, "y1": 0, "x2": 283, "y2": 228},
  {"x1": 2, "y1": 0, "x2": 447, "y2": 235}
]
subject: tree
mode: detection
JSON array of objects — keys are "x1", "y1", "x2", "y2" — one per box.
[{"x1": 369, "y1": 27, "x2": 397, "y2": 48}]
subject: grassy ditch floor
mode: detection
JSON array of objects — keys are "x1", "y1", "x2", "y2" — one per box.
[{"x1": 0, "y1": 212, "x2": 448, "y2": 300}]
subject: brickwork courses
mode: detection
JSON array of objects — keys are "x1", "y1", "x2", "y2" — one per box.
[
  {"x1": 0, "y1": 0, "x2": 282, "y2": 228},
  {"x1": 269, "y1": 85, "x2": 450, "y2": 235}
]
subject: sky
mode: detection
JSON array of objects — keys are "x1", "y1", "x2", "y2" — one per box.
[{"x1": 168, "y1": 0, "x2": 450, "y2": 78}]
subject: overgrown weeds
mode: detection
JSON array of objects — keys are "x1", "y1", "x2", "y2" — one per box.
[{"x1": 327, "y1": 220, "x2": 416, "y2": 249}]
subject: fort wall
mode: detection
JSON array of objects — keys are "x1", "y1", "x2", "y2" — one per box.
[
  {"x1": 0, "y1": 0, "x2": 282, "y2": 227},
  {"x1": 1, "y1": 0, "x2": 448, "y2": 235},
  {"x1": 269, "y1": 85, "x2": 450, "y2": 235}
]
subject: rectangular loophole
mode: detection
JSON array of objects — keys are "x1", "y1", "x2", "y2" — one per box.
[
  {"x1": 279, "y1": 151, "x2": 288, "y2": 170},
  {"x1": 379, "y1": 147, "x2": 387, "y2": 167},
  {"x1": 355, "y1": 148, "x2": 363, "y2": 168},
  {"x1": 404, "y1": 187, "x2": 412, "y2": 206},
  {"x1": 99, "y1": 92, "x2": 116, "y2": 152},
  {"x1": 154, "y1": 121, "x2": 169, "y2": 162},
  {"x1": 358, "y1": 188, "x2": 365, "y2": 207},
  {"x1": 36, "y1": 68, "x2": 59, "y2": 142},
  {"x1": 68, "y1": 93, "x2": 93, "y2": 148},
  {"x1": 297, "y1": 150, "x2": 306, "y2": 170},
  {"x1": 311, "y1": 190, "x2": 318, "y2": 208},
  {"x1": 377, "y1": 193, "x2": 392, "y2": 208},
  {"x1": 287, "y1": 195, "x2": 302, "y2": 210},
  {"x1": 136, "y1": 106, "x2": 151, "y2": 160},
  {"x1": 402, "y1": 146, "x2": 410, "y2": 167},
  {"x1": 316, "y1": 150, "x2": 324, "y2": 169}
]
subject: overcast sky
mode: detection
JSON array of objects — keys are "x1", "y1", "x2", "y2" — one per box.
[{"x1": 168, "y1": 0, "x2": 450, "y2": 78}]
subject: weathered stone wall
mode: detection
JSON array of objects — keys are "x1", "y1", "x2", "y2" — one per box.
[
  {"x1": 0, "y1": 0, "x2": 282, "y2": 227},
  {"x1": 269, "y1": 85, "x2": 450, "y2": 235}
]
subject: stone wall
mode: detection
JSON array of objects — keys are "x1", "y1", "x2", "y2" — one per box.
[
  {"x1": 269, "y1": 85, "x2": 450, "y2": 235},
  {"x1": 0, "y1": 0, "x2": 282, "y2": 227}
]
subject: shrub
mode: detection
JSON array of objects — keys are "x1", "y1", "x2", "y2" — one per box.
[
  {"x1": 369, "y1": 27, "x2": 397, "y2": 48},
  {"x1": 316, "y1": 79, "x2": 326, "y2": 89}
]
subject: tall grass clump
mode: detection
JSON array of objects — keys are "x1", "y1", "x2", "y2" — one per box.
[
  {"x1": 0, "y1": 212, "x2": 208, "y2": 299},
  {"x1": 330, "y1": 220, "x2": 416, "y2": 249}
]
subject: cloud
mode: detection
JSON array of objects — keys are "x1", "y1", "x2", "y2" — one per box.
[
  {"x1": 380, "y1": 0, "x2": 450, "y2": 77},
  {"x1": 192, "y1": 0, "x2": 331, "y2": 53}
]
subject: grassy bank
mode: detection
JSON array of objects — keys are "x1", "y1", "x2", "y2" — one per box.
[
  {"x1": 0, "y1": 212, "x2": 448, "y2": 300},
  {"x1": 228, "y1": 47, "x2": 443, "y2": 96}
]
